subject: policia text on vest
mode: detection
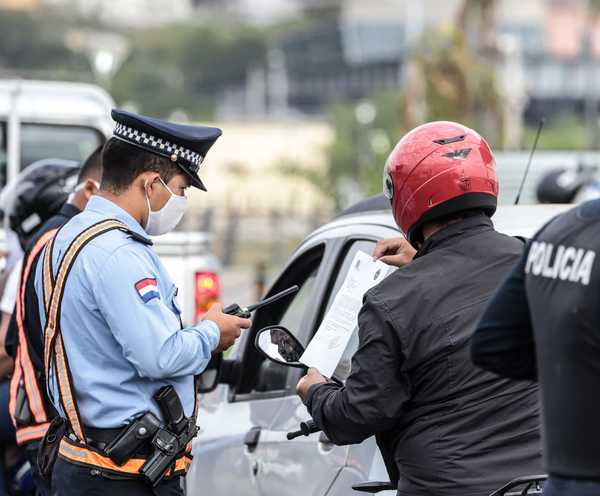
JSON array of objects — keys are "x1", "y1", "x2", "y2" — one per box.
[{"x1": 525, "y1": 241, "x2": 596, "y2": 286}]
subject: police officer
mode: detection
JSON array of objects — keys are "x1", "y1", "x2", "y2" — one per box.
[
  {"x1": 34, "y1": 110, "x2": 250, "y2": 496},
  {"x1": 2, "y1": 149, "x2": 103, "y2": 496},
  {"x1": 472, "y1": 200, "x2": 600, "y2": 495},
  {"x1": 296, "y1": 121, "x2": 542, "y2": 496}
]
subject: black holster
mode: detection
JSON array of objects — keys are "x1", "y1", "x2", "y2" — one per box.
[
  {"x1": 37, "y1": 416, "x2": 67, "y2": 480},
  {"x1": 104, "y1": 412, "x2": 161, "y2": 466},
  {"x1": 140, "y1": 386, "x2": 198, "y2": 486}
]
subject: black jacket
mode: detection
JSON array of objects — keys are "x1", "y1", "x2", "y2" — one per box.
[
  {"x1": 305, "y1": 214, "x2": 542, "y2": 496},
  {"x1": 473, "y1": 200, "x2": 600, "y2": 481},
  {"x1": 6, "y1": 203, "x2": 80, "y2": 366}
]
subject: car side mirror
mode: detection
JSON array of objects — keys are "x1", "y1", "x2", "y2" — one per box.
[{"x1": 254, "y1": 325, "x2": 306, "y2": 369}]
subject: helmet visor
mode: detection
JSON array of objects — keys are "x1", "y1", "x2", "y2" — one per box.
[{"x1": 383, "y1": 170, "x2": 394, "y2": 201}]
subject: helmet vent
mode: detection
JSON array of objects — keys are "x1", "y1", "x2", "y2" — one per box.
[
  {"x1": 433, "y1": 135, "x2": 466, "y2": 145},
  {"x1": 444, "y1": 148, "x2": 472, "y2": 160}
]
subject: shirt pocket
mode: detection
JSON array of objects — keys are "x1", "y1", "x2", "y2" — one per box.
[{"x1": 167, "y1": 284, "x2": 182, "y2": 317}]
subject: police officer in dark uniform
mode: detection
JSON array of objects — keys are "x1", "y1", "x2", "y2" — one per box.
[
  {"x1": 296, "y1": 121, "x2": 542, "y2": 496},
  {"x1": 472, "y1": 199, "x2": 600, "y2": 496},
  {"x1": 3, "y1": 149, "x2": 102, "y2": 495}
]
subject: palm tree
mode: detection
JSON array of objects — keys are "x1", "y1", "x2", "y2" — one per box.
[{"x1": 458, "y1": 0, "x2": 498, "y2": 57}]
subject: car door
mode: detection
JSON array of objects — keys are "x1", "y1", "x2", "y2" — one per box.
[
  {"x1": 256, "y1": 229, "x2": 398, "y2": 496},
  {"x1": 186, "y1": 242, "x2": 331, "y2": 496}
]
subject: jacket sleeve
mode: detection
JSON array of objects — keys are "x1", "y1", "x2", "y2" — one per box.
[
  {"x1": 4, "y1": 312, "x2": 17, "y2": 358},
  {"x1": 471, "y1": 246, "x2": 537, "y2": 381},
  {"x1": 305, "y1": 291, "x2": 409, "y2": 445},
  {"x1": 94, "y1": 245, "x2": 220, "y2": 380}
]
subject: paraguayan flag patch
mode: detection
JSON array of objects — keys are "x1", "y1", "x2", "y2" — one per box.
[{"x1": 135, "y1": 278, "x2": 160, "y2": 303}]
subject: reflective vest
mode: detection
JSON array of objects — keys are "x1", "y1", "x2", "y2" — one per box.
[
  {"x1": 42, "y1": 219, "x2": 193, "y2": 479},
  {"x1": 9, "y1": 229, "x2": 58, "y2": 445}
]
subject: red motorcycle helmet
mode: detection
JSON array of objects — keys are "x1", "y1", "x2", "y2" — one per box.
[{"x1": 383, "y1": 121, "x2": 498, "y2": 245}]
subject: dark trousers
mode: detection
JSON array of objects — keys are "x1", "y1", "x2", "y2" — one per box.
[
  {"x1": 544, "y1": 476, "x2": 600, "y2": 496},
  {"x1": 0, "y1": 380, "x2": 15, "y2": 496},
  {"x1": 51, "y1": 457, "x2": 183, "y2": 496},
  {"x1": 24, "y1": 442, "x2": 51, "y2": 496}
]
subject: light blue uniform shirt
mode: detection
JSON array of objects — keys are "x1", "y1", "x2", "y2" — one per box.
[{"x1": 34, "y1": 196, "x2": 220, "y2": 428}]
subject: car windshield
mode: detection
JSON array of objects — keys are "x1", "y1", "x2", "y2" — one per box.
[
  {"x1": 0, "y1": 122, "x2": 6, "y2": 188},
  {"x1": 0, "y1": 122, "x2": 103, "y2": 189},
  {"x1": 19, "y1": 124, "x2": 102, "y2": 170}
]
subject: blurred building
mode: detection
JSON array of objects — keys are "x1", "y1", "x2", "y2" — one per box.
[
  {"x1": 40, "y1": 0, "x2": 304, "y2": 26},
  {"x1": 42, "y1": 0, "x2": 194, "y2": 27},
  {"x1": 241, "y1": 0, "x2": 600, "y2": 124},
  {"x1": 192, "y1": 0, "x2": 302, "y2": 24},
  {"x1": 0, "y1": 0, "x2": 40, "y2": 8},
  {"x1": 188, "y1": 119, "x2": 333, "y2": 214}
]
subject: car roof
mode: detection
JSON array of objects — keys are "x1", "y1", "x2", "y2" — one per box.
[
  {"x1": 308, "y1": 194, "x2": 573, "y2": 241},
  {"x1": 0, "y1": 79, "x2": 115, "y2": 137}
]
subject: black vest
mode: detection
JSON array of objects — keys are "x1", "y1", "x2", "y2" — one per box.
[{"x1": 525, "y1": 200, "x2": 600, "y2": 480}]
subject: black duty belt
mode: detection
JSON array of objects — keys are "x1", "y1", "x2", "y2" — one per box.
[{"x1": 71, "y1": 426, "x2": 153, "y2": 457}]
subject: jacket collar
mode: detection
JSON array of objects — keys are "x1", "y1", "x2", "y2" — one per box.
[
  {"x1": 414, "y1": 212, "x2": 494, "y2": 259},
  {"x1": 85, "y1": 195, "x2": 148, "y2": 238},
  {"x1": 59, "y1": 203, "x2": 81, "y2": 219}
]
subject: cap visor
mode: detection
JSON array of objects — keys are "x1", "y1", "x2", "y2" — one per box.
[{"x1": 185, "y1": 170, "x2": 207, "y2": 191}]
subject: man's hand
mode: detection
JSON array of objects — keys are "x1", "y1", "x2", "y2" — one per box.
[
  {"x1": 373, "y1": 237, "x2": 417, "y2": 268},
  {"x1": 296, "y1": 367, "x2": 327, "y2": 402},
  {"x1": 203, "y1": 303, "x2": 251, "y2": 353}
]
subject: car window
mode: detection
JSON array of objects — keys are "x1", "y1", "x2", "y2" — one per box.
[
  {"x1": 237, "y1": 244, "x2": 325, "y2": 398},
  {"x1": 20, "y1": 124, "x2": 102, "y2": 170},
  {"x1": 318, "y1": 239, "x2": 376, "y2": 381},
  {"x1": 0, "y1": 122, "x2": 6, "y2": 188},
  {"x1": 279, "y1": 270, "x2": 318, "y2": 332}
]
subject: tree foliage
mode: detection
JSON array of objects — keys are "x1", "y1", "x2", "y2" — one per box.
[
  {"x1": 0, "y1": 9, "x2": 89, "y2": 72},
  {"x1": 111, "y1": 23, "x2": 268, "y2": 118}
]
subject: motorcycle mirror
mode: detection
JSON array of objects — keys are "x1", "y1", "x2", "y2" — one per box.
[{"x1": 254, "y1": 325, "x2": 306, "y2": 368}]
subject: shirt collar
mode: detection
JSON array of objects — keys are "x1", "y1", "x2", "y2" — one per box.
[
  {"x1": 85, "y1": 196, "x2": 148, "y2": 237},
  {"x1": 415, "y1": 212, "x2": 494, "y2": 259}
]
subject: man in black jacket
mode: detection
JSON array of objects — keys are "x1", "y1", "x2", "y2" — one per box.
[
  {"x1": 2, "y1": 147, "x2": 102, "y2": 495},
  {"x1": 296, "y1": 121, "x2": 542, "y2": 496}
]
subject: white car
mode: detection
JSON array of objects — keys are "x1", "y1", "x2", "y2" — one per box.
[{"x1": 186, "y1": 195, "x2": 570, "y2": 496}]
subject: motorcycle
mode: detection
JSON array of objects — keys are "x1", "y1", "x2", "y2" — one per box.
[
  {"x1": 536, "y1": 163, "x2": 600, "y2": 204},
  {"x1": 1, "y1": 446, "x2": 35, "y2": 496},
  {"x1": 253, "y1": 325, "x2": 546, "y2": 496}
]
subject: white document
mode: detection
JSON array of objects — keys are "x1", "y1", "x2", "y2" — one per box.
[{"x1": 300, "y1": 250, "x2": 391, "y2": 377}]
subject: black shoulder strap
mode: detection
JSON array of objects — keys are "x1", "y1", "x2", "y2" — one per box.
[{"x1": 120, "y1": 227, "x2": 153, "y2": 246}]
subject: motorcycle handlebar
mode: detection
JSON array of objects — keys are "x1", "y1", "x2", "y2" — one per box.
[{"x1": 286, "y1": 420, "x2": 320, "y2": 440}]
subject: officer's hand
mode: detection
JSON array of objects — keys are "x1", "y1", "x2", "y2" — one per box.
[
  {"x1": 296, "y1": 367, "x2": 327, "y2": 403},
  {"x1": 373, "y1": 237, "x2": 416, "y2": 268},
  {"x1": 203, "y1": 303, "x2": 251, "y2": 353}
]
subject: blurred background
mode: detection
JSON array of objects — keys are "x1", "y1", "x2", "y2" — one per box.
[{"x1": 2, "y1": 0, "x2": 600, "y2": 296}]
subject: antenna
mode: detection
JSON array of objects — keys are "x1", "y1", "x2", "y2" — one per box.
[{"x1": 514, "y1": 118, "x2": 545, "y2": 205}]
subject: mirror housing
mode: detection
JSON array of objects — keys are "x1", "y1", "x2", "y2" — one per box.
[
  {"x1": 197, "y1": 353, "x2": 241, "y2": 394},
  {"x1": 197, "y1": 353, "x2": 222, "y2": 393},
  {"x1": 254, "y1": 325, "x2": 306, "y2": 369}
]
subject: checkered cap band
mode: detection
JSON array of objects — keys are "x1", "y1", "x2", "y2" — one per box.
[{"x1": 114, "y1": 123, "x2": 204, "y2": 172}]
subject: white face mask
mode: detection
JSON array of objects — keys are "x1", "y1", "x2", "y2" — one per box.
[{"x1": 144, "y1": 178, "x2": 187, "y2": 236}]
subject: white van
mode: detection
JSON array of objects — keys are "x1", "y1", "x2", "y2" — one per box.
[{"x1": 0, "y1": 79, "x2": 220, "y2": 324}]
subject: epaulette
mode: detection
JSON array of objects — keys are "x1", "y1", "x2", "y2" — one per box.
[{"x1": 119, "y1": 227, "x2": 153, "y2": 246}]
